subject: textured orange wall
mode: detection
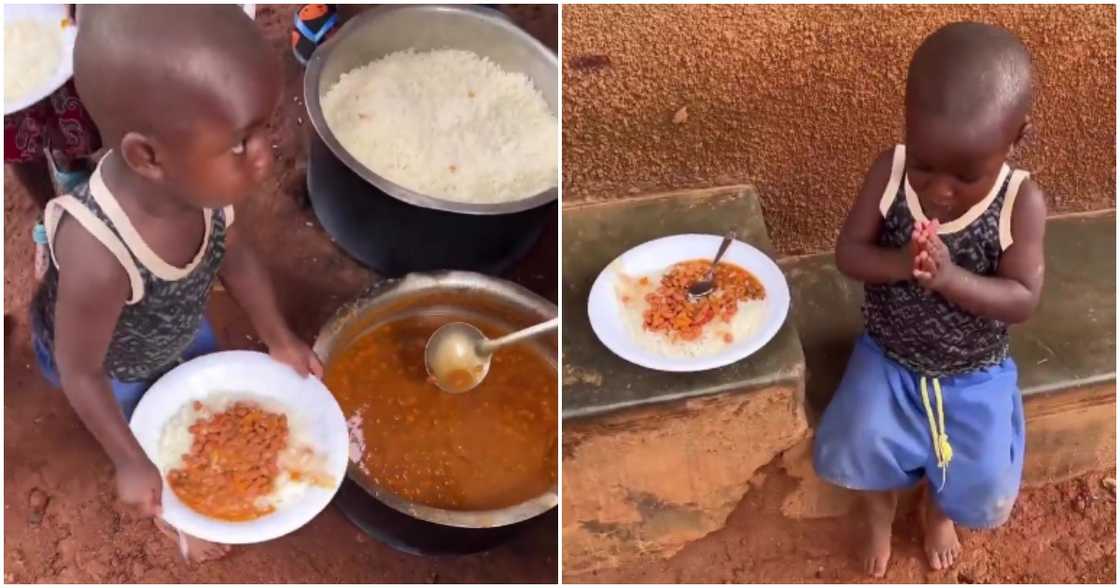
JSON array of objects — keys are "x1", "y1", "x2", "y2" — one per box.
[{"x1": 562, "y1": 4, "x2": 1116, "y2": 254}]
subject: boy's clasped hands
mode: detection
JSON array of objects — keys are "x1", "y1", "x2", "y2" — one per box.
[{"x1": 910, "y1": 219, "x2": 955, "y2": 291}]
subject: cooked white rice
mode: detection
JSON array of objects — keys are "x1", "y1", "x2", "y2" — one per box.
[
  {"x1": 615, "y1": 267, "x2": 765, "y2": 358},
  {"x1": 321, "y1": 48, "x2": 557, "y2": 204},
  {"x1": 157, "y1": 393, "x2": 331, "y2": 513},
  {"x1": 4, "y1": 18, "x2": 63, "y2": 105}
]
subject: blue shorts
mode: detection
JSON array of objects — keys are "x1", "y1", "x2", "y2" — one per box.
[
  {"x1": 813, "y1": 334, "x2": 1025, "y2": 528},
  {"x1": 33, "y1": 319, "x2": 219, "y2": 421}
]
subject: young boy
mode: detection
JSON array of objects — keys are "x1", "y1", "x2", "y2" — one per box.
[
  {"x1": 30, "y1": 6, "x2": 322, "y2": 562},
  {"x1": 813, "y1": 22, "x2": 1047, "y2": 577}
]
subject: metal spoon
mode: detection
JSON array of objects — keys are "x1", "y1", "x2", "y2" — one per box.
[
  {"x1": 687, "y1": 231, "x2": 736, "y2": 300},
  {"x1": 424, "y1": 317, "x2": 559, "y2": 394}
]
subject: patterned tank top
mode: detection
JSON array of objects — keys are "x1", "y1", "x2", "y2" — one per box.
[
  {"x1": 31, "y1": 157, "x2": 234, "y2": 383},
  {"x1": 863, "y1": 145, "x2": 1031, "y2": 377}
]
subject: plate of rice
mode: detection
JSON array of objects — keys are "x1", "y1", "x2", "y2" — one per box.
[
  {"x1": 129, "y1": 351, "x2": 348, "y2": 544},
  {"x1": 587, "y1": 234, "x2": 791, "y2": 372},
  {"x1": 4, "y1": 4, "x2": 77, "y2": 115}
]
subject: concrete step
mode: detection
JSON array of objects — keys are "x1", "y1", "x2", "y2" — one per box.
[
  {"x1": 561, "y1": 186, "x2": 808, "y2": 575},
  {"x1": 780, "y1": 210, "x2": 1116, "y2": 518}
]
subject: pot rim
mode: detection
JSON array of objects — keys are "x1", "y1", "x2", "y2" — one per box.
[
  {"x1": 313, "y1": 271, "x2": 558, "y2": 528},
  {"x1": 303, "y1": 4, "x2": 559, "y2": 217}
]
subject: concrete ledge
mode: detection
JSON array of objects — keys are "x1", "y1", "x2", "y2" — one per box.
[
  {"x1": 561, "y1": 186, "x2": 809, "y2": 574},
  {"x1": 562, "y1": 185, "x2": 805, "y2": 419}
]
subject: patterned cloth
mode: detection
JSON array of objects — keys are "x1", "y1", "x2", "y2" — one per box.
[
  {"x1": 31, "y1": 164, "x2": 230, "y2": 383},
  {"x1": 4, "y1": 80, "x2": 102, "y2": 164},
  {"x1": 863, "y1": 145, "x2": 1019, "y2": 377}
]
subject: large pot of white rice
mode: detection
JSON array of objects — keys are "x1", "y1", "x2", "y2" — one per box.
[
  {"x1": 305, "y1": 4, "x2": 557, "y2": 215},
  {"x1": 303, "y1": 5, "x2": 557, "y2": 276}
]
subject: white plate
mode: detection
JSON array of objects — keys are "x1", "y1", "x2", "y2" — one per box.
[
  {"x1": 587, "y1": 234, "x2": 791, "y2": 372},
  {"x1": 129, "y1": 351, "x2": 349, "y2": 544},
  {"x1": 4, "y1": 4, "x2": 78, "y2": 116}
]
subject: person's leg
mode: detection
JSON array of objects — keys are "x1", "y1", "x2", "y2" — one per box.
[
  {"x1": 34, "y1": 330, "x2": 148, "y2": 421},
  {"x1": 153, "y1": 517, "x2": 230, "y2": 563},
  {"x1": 923, "y1": 486, "x2": 960, "y2": 571},
  {"x1": 32, "y1": 328, "x2": 63, "y2": 389},
  {"x1": 12, "y1": 159, "x2": 57, "y2": 282},
  {"x1": 924, "y1": 359, "x2": 1023, "y2": 571},
  {"x1": 9, "y1": 159, "x2": 54, "y2": 209},
  {"x1": 813, "y1": 335, "x2": 930, "y2": 577},
  {"x1": 863, "y1": 490, "x2": 898, "y2": 577}
]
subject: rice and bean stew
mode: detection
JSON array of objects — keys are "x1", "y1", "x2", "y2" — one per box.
[
  {"x1": 639, "y1": 260, "x2": 766, "y2": 342},
  {"x1": 167, "y1": 401, "x2": 289, "y2": 522}
]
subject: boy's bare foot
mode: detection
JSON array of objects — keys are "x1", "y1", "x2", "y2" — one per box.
[
  {"x1": 864, "y1": 518, "x2": 892, "y2": 577},
  {"x1": 924, "y1": 495, "x2": 961, "y2": 571},
  {"x1": 862, "y1": 491, "x2": 897, "y2": 577},
  {"x1": 154, "y1": 518, "x2": 231, "y2": 562}
]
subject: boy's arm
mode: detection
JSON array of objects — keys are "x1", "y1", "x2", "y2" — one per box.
[
  {"x1": 219, "y1": 221, "x2": 323, "y2": 377},
  {"x1": 915, "y1": 180, "x2": 1047, "y2": 324},
  {"x1": 52, "y1": 218, "x2": 162, "y2": 516},
  {"x1": 836, "y1": 148, "x2": 916, "y2": 284}
]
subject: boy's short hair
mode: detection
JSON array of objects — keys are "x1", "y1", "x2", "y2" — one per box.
[
  {"x1": 906, "y1": 22, "x2": 1034, "y2": 133},
  {"x1": 74, "y1": 5, "x2": 275, "y2": 145}
]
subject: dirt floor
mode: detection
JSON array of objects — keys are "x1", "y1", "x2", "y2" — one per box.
[
  {"x1": 568, "y1": 463, "x2": 1117, "y2": 584},
  {"x1": 3, "y1": 5, "x2": 556, "y2": 584}
]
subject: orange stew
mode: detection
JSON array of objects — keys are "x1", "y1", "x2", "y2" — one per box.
[
  {"x1": 643, "y1": 260, "x2": 766, "y2": 341},
  {"x1": 168, "y1": 401, "x2": 288, "y2": 521},
  {"x1": 325, "y1": 312, "x2": 557, "y2": 511}
]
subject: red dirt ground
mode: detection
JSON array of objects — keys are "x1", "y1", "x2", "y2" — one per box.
[
  {"x1": 568, "y1": 463, "x2": 1117, "y2": 584},
  {"x1": 3, "y1": 5, "x2": 557, "y2": 584}
]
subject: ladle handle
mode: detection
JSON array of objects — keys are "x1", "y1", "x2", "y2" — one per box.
[{"x1": 478, "y1": 317, "x2": 559, "y2": 354}]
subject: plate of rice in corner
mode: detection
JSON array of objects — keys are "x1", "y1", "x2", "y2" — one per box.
[
  {"x1": 587, "y1": 234, "x2": 791, "y2": 372},
  {"x1": 4, "y1": 4, "x2": 77, "y2": 115},
  {"x1": 129, "y1": 351, "x2": 348, "y2": 544}
]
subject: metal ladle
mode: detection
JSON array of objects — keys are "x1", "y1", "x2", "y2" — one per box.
[{"x1": 424, "y1": 317, "x2": 559, "y2": 393}]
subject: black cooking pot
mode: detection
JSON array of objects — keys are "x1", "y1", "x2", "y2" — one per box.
[
  {"x1": 303, "y1": 5, "x2": 558, "y2": 277},
  {"x1": 307, "y1": 137, "x2": 554, "y2": 277},
  {"x1": 333, "y1": 478, "x2": 552, "y2": 555}
]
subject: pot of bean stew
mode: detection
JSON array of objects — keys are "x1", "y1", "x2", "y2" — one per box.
[{"x1": 313, "y1": 272, "x2": 557, "y2": 552}]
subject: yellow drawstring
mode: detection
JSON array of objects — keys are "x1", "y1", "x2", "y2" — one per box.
[{"x1": 920, "y1": 376, "x2": 953, "y2": 492}]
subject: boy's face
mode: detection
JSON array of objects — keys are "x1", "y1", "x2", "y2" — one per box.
[
  {"x1": 159, "y1": 69, "x2": 281, "y2": 210},
  {"x1": 904, "y1": 109, "x2": 1016, "y2": 220}
]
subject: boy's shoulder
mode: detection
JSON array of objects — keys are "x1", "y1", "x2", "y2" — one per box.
[
  {"x1": 48, "y1": 181, "x2": 132, "y2": 303},
  {"x1": 1015, "y1": 175, "x2": 1045, "y2": 202},
  {"x1": 1007, "y1": 175, "x2": 1047, "y2": 243}
]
